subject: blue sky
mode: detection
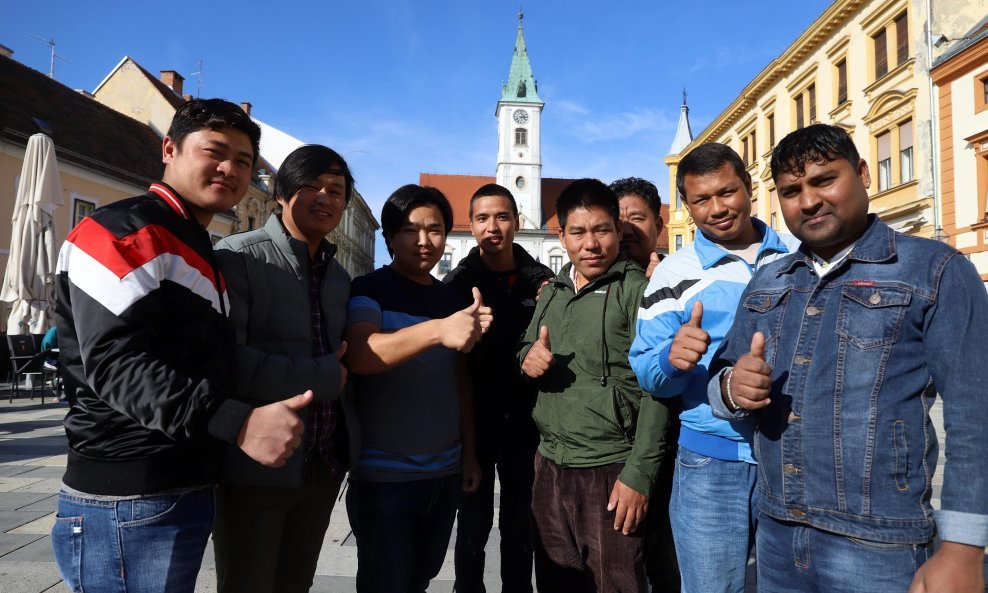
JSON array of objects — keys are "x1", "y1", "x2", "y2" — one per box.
[{"x1": 3, "y1": 0, "x2": 832, "y2": 265}]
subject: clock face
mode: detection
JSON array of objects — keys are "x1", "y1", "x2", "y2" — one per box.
[{"x1": 513, "y1": 109, "x2": 529, "y2": 124}]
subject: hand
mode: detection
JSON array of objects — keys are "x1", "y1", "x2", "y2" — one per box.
[
  {"x1": 908, "y1": 541, "x2": 985, "y2": 593},
  {"x1": 522, "y1": 326, "x2": 555, "y2": 378},
  {"x1": 335, "y1": 341, "x2": 348, "y2": 392},
  {"x1": 441, "y1": 287, "x2": 493, "y2": 353},
  {"x1": 645, "y1": 251, "x2": 661, "y2": 279},
  {"x1": 668, "y1": 301, "x2": 710, "y2": 372},
  {"x1": 724, "y1": 332, "x2": 773, "y2": 411},
  {"x1": 461, "y1": 454, "x2": 482, "y2": 494},
  {"x1": 607, "y1": 478, "x2": 648, "y2": 535},
  {"x1": 237, "y1": 390, "x2": 311, "y2": 467}
]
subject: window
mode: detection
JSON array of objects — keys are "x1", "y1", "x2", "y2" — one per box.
[
  {"x1": 72, "y1": 196, "x2": 96, "y2": 228},
  {"x1": 247, "y1": 216, "x2": 256, "y2": 230},
  {"x1": 836, "y1": 59, "x2": 848, "y2": 105},
  {"x1": 795, "y1": 94, "x2": 805, "y2": 129},
  {"x1": 770, "y1": 189, "x2": 780, "y2": 230},
  {"x1": 793, "y1": 83, "x2": 817, "y2": 130},
  {"x1": 740, "y1": 129, "x2": 757, "y2": 166},
  {"x1": 675, "y1": 235, "x2": 683, "y2": 251},
  {"x1": 515, "y1": 176, "x2": 526, "y2": 189},
  {"x1": 977, "y1": 74, "x2": 988, "y2": 114},
  {"x1": 741, "y1": 137, "x2": 749, "y2": 166},
  {"x1": 514, "y1": 128, "x2": 527, "y2": 146},
  {"x1": 877, "y1": 131, "x2": 892, "y2": 191},
  {"x1": 767, "y1": 112, "x2": 776, "y2": 149},
  {"x1": 895, "y1": 12, "x2": 908, "y2": 65},
  {"x1": 438, "y1": 253, "x2": 452, "y2": 275},
  {"x1": 874, "y1": 28, "x2": 888, "y2": 78},
  {"x1": 549, "y1": 255, "x2": 563, "y2": 273},
  {"x1": 899, "y1": 119, "x2": 913, "y2": 183}
]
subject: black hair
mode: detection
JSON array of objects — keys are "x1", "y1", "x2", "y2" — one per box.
[
  {"x1": 609, "y1": 177, "x2": 662, "y2": 217},
  {"x1": 275, "y1": 144, "x2": 354, "y2": 205},
  {"x1": 381, "y1": 184, "x2": 454, "y2": 256},
  {"x1": 771, "y1": 123, "x2": 861, "y2": 180},
  {"x1": 166, "y1": 98, "x2": 261, "y2": 165},
  {"x1": 469, "y1": 183, "x2": 518, "y2": 218},
  {"x1": 556, "y1": 178, "x2": 619, "y2": 230},
  {"x1": 676, "y1": 142, "x2": 750, "y2": 201}
]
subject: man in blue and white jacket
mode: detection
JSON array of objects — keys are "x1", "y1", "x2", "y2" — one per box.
[{"x1": 629, "y1": 143, "x2": 799, "y2": 593}]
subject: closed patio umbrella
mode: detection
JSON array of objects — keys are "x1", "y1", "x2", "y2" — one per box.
[{"x1": 1, "y1": 133, "x2": 64, "y2": 335}]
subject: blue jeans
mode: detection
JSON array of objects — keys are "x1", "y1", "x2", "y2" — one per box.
[
  {"x1": 669, "y1": 447, "x2": 757, "y2": 593},
  {"x1": 756, "y1": 513, "x2": 932, "y2": 592},
  {"x1": 346, "y1": 475, "x2": 460, "y2": 593},
  {"x1": 51, "y1": 486, "x2": 213, "y2": 593}
]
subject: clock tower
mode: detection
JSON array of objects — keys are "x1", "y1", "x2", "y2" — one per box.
[{"x1": 496, "y1": 11, "x2": 544, "y2": 230}]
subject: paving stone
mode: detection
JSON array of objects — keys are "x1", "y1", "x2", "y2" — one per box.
[
  {"x1": 0, "y1": 561, "x2": 62, "y2": 593},
  {"x1": 0, "y1": 534, "x2": 45, "y2": 557},
  {"x1": 10, "y1": 468, "x2": 63, "y2": 480},
  {"x1": 0, "y1": 494, "x2": 50, "y2": 512},
  {"x1": 0, "y1": 479, "x2": 43, "y2": 494},
  {"x1": 1, "y1": 536, "x2": 55, "y2": 563},
  {"x1": 0, "y1": 467, "x2": 35, "y2": 479},
  {"x1": 7, "y1": 514, "x2": 53, "y2": 536},
  {"x1": 12, "y1": 480, "x2": 60, "y2": 495},
  {"x1": 15, "y1": 498, "x2": 56, "y2": 514},
  {"x1": 0, "y1": 512, "x2": 49, "y2": 534}
]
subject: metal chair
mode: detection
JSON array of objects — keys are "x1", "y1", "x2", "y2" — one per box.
[{"x1": 7, "y1": 334, "x2": 47, "y2": 403}]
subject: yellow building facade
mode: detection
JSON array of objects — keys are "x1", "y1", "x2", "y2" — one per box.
[{"x1": 666, "y1": 0, "x2": 988, "y2": 262}]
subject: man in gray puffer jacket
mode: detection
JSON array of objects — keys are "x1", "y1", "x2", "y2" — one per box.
[{"x1": 212, "y1": 144, "x2": 356, "y2": 593}]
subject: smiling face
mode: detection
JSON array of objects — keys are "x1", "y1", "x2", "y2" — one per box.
[
  {"x1": 278, "y1": 171, "x2": 347, "y2": 250},
  {"x1": 559, "y1": 206, "x2": 620, "y2": 286},
  {"x1": 389, "y1": 203, "x2": 447, "y2": 283},
  {"x1": 469, "y1": 195, "x2": 519, "y2": 257},
  {"x1": 681, "y1": 163, "x2": 760, "y2": 246},
  {"x1": 776, "y1": 156, "x2": 871, "y2": 260},
  {"x1": 618, "y1": 193, "x2": 663, "y2": 267},
  {"x1": 161, "y1": 127, "x2": 254, "y2": 226}
]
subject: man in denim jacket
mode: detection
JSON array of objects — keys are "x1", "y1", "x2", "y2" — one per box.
[{"x1": 709, "y1": 124, "x2": 988, "y2": 592}]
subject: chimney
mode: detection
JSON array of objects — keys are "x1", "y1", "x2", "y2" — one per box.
[
  {"x1": 160, "y1": 70, "x2": 184, "y2": 95},
  {"x1": 240, "y1": 102, "x2": 252, "y2": 116},
  {"x1": 0, "y1": 44, "x2": 13, "y2": 59}
]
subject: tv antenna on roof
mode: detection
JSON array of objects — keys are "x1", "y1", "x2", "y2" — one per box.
[
  {"x1": 25, "y1": 33, "x2": 69, "y2": 79},
  {"x1": 190, "y1": 59, "x2": 204, "y2": 97}
]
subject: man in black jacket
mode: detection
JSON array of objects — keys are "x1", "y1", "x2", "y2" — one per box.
[
  {"x1": 445, "y1": 183, "x2": 553, "y2": 593},
  {"x1": 51, "y1": 99, "x2": 311, "y2": 593}
]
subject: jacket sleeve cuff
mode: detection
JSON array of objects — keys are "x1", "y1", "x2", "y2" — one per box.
[
  {"x1": 207, "y1": 398, "x2": 253, "y2": 445},
  {"x1": 707, "y1": 368, "x2": 750, "y2": 420},
  {"x1": 936, "y1": 510, "x2": 988, "y2": 547},
  {"x1": 617, "y1": 464, "x2": 652, "y2": 496}
]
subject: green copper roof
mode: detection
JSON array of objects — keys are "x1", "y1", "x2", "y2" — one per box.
[{"x1": 500, "y1": 13, "x2": 542, "y2": 104}]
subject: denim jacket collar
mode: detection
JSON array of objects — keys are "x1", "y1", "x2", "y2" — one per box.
[
  {"x1": 778, "y1": 214, "x2": 893, "y2": 275},
  {"x1": 695, "y1": 217, "x2": 790, "y2": 270}
]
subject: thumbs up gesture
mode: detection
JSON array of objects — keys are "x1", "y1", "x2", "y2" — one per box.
[
  {"x1": 723, "y1": 332, "x2": 773, "y2": 411},
  {"x1": 645, "y1": 251, "x2": 661, "y2": 280},
  {"x1": 237, "y1": 390, "x2": 313, "y2": 468},
  {"x1": 522, "y1": 325, "x2": 556, "y2": 379},
  {"x1": 441, "y1": 287, "x2": 494, "y2": 353},
  {"x1": 668, "y1": 301, "x2": 711, "y2": 372}
]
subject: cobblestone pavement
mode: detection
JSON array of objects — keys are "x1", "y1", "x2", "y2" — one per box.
[{"x1": 0, "y1": 387, "x2": 983, "y2": 593}]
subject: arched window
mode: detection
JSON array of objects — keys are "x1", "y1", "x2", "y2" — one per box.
[{"x1": 518, "y1": 81, "x2": 527, "y2": 97}]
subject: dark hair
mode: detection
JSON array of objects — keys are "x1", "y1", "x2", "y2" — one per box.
[
  {"x1": 275, "y1": 145, "x2": 354, "y2": 205},
  {"x1": 469, "y1": 183, "x2": 518, "y2": 218},
  {"x1": 676, "y1": 142, "x2": 750, "y2": 201},
  {"x1": 166, "y1": 98, "x2": 261, "y2": 165},
  {"x1": 556, "y1": 178, "x2": 619, "y2": 230},
  {"x1": 381, "y1": 184, "x2": 454, "y2": 256},
  {"x1": 609, "y1": 177, "x2": 662, "y2": 217},
  {"x1": 771, "y1": 123, "x2": 861, "y2": 180}
]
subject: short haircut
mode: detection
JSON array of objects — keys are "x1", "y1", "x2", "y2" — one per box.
[
  {"x1": 381, "y1": 184, "x2": 454, "y2": 256},
  {"x1": 609, "y1": 177, "x2": 662, "y2": 218},
  {"x1": 676, "y1": 142, "x2": 749, "y2": 201},
  {"x1": 556, "y1": 178, "x2": 619, "y2": 230},
  {"x1": 275, "y1": 144, "x2": 354, "y2": 205},
  {"x1": 771, "y1": 123, "x2": 861, "y2": 180},
  {"x1": 469, "y1": 183, "x2": 518, "y2": 218},
  {"x1": 166, "y1": 98, "x2": 261, "y2": 165}
]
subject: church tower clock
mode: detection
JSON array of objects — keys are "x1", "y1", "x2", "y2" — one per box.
[{"x1": 496, "y1": 11, "x2": 544, "y2": 230}]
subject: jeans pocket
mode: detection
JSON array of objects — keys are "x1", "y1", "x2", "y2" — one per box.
[
  {"x1": 51, "y1": 515, "x2": 84, "y2": 592},
  {"x1": 117, "y1": 494, "x2": 181, "y2": 527},
  {"x1": 843, "y1": 535, "x2": 913, "y2": 552},
  {"x1": 676, "y1": 447, "x2": 712, "y2": 469}
]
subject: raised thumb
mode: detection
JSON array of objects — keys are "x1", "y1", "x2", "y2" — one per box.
[
  {"x1": 335, "y1": 341, "x2": 348, "y2": 360},
  {"x1": 750, "y1": 332, "x2": 766, "y2": 360},
  {"x1": 688, "y1": 300, "x2": 703, "y2": 329},
  {"x1": 539, "y1": 325, "x2": 551, "y2": 350},
  {"x1": 282, "y1": 390, "x2": 314, "y2": 411},
  {"x1": 466, "y1": 287, "x2": 482, "y2": 312}
]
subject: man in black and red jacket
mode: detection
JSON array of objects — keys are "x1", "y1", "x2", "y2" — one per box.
[{"x1": 51, "y1": 99, "x2": 310, "y2": 593}]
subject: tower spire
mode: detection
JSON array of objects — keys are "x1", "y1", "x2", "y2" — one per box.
[
  {"x1": 668, "y1": 88, "x2": 694, "y2": 155},
  {"x1": 500, "y1": 10, "x2": 541, "y2": 103}
]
